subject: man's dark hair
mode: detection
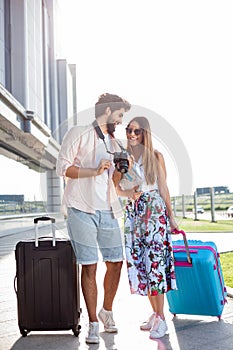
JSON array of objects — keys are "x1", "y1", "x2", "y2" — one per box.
[{"x1": 95, "y1": 93, "x2": 131, "y2": 118}]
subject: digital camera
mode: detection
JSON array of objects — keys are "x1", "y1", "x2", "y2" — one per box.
[{"x1": 113, "y1": 151, "x2": 129, "y2": 173}]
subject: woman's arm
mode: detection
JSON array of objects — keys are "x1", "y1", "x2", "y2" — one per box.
[
  {"x1": 112, "y1": 169, "x2": 141, "y2": 200},
  {"x1": 156, "y1": 151, "x2": 178, "y2": 231}
]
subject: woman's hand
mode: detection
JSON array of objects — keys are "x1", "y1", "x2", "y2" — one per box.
[
  {"x1": 128, "y1": 186, "x2": 143, "y2": 200},
  {"x1": 169, "y1": 216, "x2": 178, "y2": 232}
]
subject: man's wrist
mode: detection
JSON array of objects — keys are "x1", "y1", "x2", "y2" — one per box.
[{"x1": 93, "y1": 168, "x2": 98, "y2": 176}]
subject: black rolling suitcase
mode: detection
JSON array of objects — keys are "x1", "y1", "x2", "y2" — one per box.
[{"x1": 14, "y1": 216, "x2": 81, "y2": 337}]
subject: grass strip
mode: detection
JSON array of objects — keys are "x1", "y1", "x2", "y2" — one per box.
[
  {"x1": 220, "y1": 252, "x2": 233, "y2": 289},
  {"x1": 177, "y1": 217, "x2": 233, "y2": 232}
]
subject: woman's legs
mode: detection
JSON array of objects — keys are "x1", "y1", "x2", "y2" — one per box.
[
  {"x1": 140, "y1": 293, "x2": 166, "y2": 333},
  {"x1": 148, "y1": 293, "x2": 168, "y2": 339},
  {"x1": 148, "y1": 293, "x2": 165, "y2": 320}
]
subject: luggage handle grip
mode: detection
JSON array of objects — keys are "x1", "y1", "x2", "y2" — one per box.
[
  {"x1": 171, "y1": 228, "x2": 192, "y2": 264},
  {"x1": 34, "y1": 216, "x2": 56, "y2": 247},
  {"x1": 34, "y1": 216, "x2": 55, "y2": 224}
]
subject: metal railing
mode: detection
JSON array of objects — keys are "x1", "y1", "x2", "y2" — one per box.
[{"x1": 172, "y1": 190, "x2": 233, "y2": 222}]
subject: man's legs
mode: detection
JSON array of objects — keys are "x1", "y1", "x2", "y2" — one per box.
[
  {"x1": 67, "y1": 208, "x2": 101, "y2": 343},
  {"x1": 67, "y1": 208, "x2": 100, "y2": 322},
  {"x1": 81, "y1": 263, "x2": 100, "y2": 344},
  {"x1": 67, "y1": 209, "x2": 123, "y2": 336},
  {"x1": 98, "y1": 260, "x2": 123, "y2": 333},
  {"x1": 103, "y1": 261, "x2": 123, "y2": 311},
  {"x1": 81, "y1": 263, "x2": 98, "y2": 322},
  {"x1": 97, "y1": 211, "x2": 124, "y2": 311},
  {"x1": 81, "y1": 260, "x2": 123, "y2": 324},
  {"x1": 97, "y1": 210, "x2": 124, "y2": 332}
]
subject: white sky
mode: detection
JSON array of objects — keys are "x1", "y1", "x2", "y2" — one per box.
[
  {"x1": 1, "y1": 0, "x2": 233, "y2": 200},
  {"x1": 57, "y1": 0, "x2": 233, "y2": 195}
]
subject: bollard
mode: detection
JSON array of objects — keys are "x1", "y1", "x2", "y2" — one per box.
[
  {"x1": 210, "y1": 187, "x2": 217, "y2": 222},
  {"x1": 182, "y1": 194, "x2": 186, "y2": 218},
  {"x1": 173, "y1": 197, "x2": 176, "y2": 217},
  {"x1": 193, "y1": 191, "x2": 198, "y2": 221}
]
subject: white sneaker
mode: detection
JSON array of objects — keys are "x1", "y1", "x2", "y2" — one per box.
[
  {"x1": 150, "y1": 317, "x2": 168, "y2": 339},
  {"x1": 85, "y1": 322, "x2": 99, "y2": 344},
  {"x1": 98, "y1": 308, "x2": 118, "y2": 333},
  {"x1": 140, "y1": 313, "x2": 158, "y2": 331}
]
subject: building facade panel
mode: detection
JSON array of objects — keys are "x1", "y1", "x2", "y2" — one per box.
[
  {"x1": 57, "y1": 59, "x2": 76, "y2": 142},
  {"x1": 26, "y1": 0, "x2": 44, "y2": 119},
  {"x1": 43, "y1": 0, "x2": 59, "y2": 138},
  {"x1": 0, "y1": 0, "x2": 77, "y2": 212},
  {"x1": 0, "y1": 0, "x2": 4, "y2": 86}
]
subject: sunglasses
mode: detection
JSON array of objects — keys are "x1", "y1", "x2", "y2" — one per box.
[{"x1": 125, "y1": 127, "x2": 142, "y2": 136}]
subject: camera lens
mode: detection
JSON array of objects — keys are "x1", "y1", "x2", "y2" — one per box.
[
  {"x1": 113, "y1": 151, "x2": 129, "y2": 173},
  {"x1": 118, "y1": 160, "x2": 129, "y2": 173}
]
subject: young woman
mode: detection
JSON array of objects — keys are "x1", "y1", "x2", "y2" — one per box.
[{"x1": 113, "y1": 116, "x2": 178, "y2": 339}]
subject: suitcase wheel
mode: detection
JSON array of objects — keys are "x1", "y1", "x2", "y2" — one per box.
[
  {"x1": 72, "y1": 324, "x2": 81, "y2": 337},
  {"x1": 20, "y1": 328, "x2": 29, "y2": 337}
]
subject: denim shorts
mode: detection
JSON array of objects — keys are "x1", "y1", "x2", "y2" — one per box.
[{"x1": 66, "y1": 207, "x2": 124, "y2": 265}]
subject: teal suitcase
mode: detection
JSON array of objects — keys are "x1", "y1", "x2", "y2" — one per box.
[{"x1": 167, "y1": 230, "x2": 227, "y2": 318}]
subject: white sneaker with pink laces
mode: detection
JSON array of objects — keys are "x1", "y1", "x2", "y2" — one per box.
[
  {"x1": 149, "y1": 316, "x2": 168, "y2": 339},
  {"x1": 140, "y1": 313, "x2": 158, "y2": 331}
]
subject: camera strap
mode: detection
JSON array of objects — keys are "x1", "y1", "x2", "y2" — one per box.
[
  {"x1": 92, "y1": 121, "x2": 125, "y2": 153},
  {"x1": 92, "y1": 120, "x2": 105, "y2": 141}
]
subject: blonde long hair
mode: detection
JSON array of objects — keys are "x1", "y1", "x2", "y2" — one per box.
[{"x1": 126, "y1": 116, "x2": 157, "y2": 185}]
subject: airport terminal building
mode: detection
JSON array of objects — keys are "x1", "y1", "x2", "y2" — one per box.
[{"x1": 0, "y1": 0, "x2": 76, "y2": 211}]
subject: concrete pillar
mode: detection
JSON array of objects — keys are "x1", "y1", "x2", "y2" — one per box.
[{"x1": 46, "y1": 170, "x2": 63, "y2": 213}]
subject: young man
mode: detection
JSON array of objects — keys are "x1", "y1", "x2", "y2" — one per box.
[{"x1": 56, "y1": 93, "x2": 131, "y2": 344}]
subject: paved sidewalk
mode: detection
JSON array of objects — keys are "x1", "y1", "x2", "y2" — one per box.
[
  {"x1": 0, "y1": 213, "x2": 63, "y2": 238},
  {"x1": 0, "y1": 216, "x2": 233, "y2": 350}
]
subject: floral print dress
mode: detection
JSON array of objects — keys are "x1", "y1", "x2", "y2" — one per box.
[{"x1": 124, "y1": 184, "x2": 177, "y2": 296}]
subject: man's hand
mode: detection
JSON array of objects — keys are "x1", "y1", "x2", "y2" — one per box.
[{"x1": 96, "y1": 159, "x2": 112, "y2": 175}]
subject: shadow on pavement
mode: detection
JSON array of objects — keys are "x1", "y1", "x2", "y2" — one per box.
[
  {"x1": 166, "y1": 314, "x2": 233, "y2": 350},
  {"x1": 10, "y1": 334, "x2": 80, "y2": 350},
  {"x1": 10, "y1": 332, "x2": 116, "y2": 350},
  {"x1": 149, "y1": 337, "x2": 169, "y2": 349},
  {"x1": 100, "y1": 332, "x2": 116, "y2": 349}
]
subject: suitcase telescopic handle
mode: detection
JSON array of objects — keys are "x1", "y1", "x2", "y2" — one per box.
[
  {"x1": 34, "y1": 216, "x2": 55, "y2": 224},
  {"x1": 34, "y1": 216, "x2": 56, "y2": 247},
  {"x1": 171, "y1": 228, "x2": 192, "y2": 264}
]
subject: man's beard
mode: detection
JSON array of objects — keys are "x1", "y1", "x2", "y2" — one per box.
[
  {"x1": 107, "y1": 122, "x2": 115, "y2": 136},
  {"x1": 107, "y1": 115, "x2": 116, "y2": 136}
]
